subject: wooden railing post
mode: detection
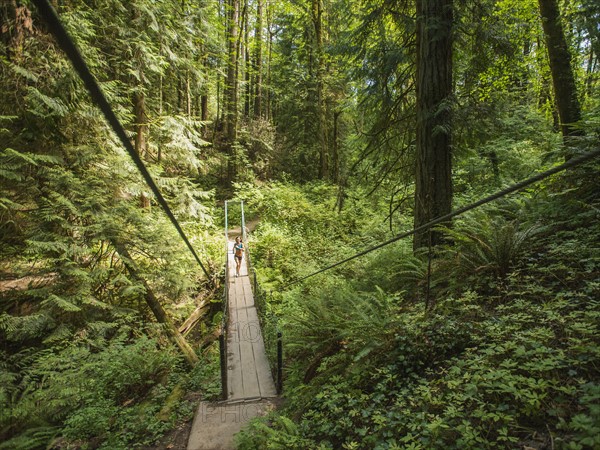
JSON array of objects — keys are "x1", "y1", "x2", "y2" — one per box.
[
  {"x1": 277, "y1": 331, "x2": 283, "y2": 395},
  {"x1": 219, "y1": 332, "x2": 227, "y2": 400},
  {"x1": 224, "y1": 200, "x2": 228, "y2": 241},
  {"x1": 240, "y1": 199, "x2": 246, "y2": 242}
]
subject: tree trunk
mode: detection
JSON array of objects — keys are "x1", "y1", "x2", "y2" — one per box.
[
  {"x1": 224, "y1": 0, "x2": 241, "y2": 185},
  {"x1": 225, "y1": 0, "x2": 240, "y2": 142},
  {"x1": 112, "y1": 240, "x2": 199, "y2": 368},
  {"x1": 538, "y1": 0, "x2": 584, "y2": 143},
  {"x1": 253, "y1": 0, "x2": 264, "y2": 118},
  {"x1": 266, "y1": 0, "x2": 274, "y2": 121},
  {"x1": 332, "y1": 110, "x2": 341, "y2": 183},
  {"x1": 312, "y1": 0, "x2": 329, "y2": 180},
  {"x1": 133, "y1": 91, "x2": 151, "y2": 208},
  {"x1": 244, "y1": 0, "x2": 251, "y2": 118},
  {"x1": 198, "y1": 45, "x2": 209, "y2": 135},
  {"x1": 178, "y1": 297, "x2": 210, "y2": 336},
  {"x1": 584, "y1": 48, "x2": 595, "y2": 97},
  {"x1": 177, "y1": 76, "x2": 184, "y2": 113},
  {"x1": 413, "y1": 0, "x2": 453, "y2": 251},
  {"x1": 186, "y1": 70, "x2": 192, "y2": 116},
  {"x1": 134, "y1": 91, "x2": 147, "y2": 159}
]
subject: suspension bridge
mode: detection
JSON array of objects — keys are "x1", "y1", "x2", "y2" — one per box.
[
  {"x1": 187, "y1": 201, "x2": 280, "y2": 450},
  {"x1": 30, "y1": 1, "x2": 600, "y2": 448}
]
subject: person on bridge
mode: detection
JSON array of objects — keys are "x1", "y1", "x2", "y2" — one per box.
[{"x1": 233, "y1": 236, "x2": 245, "y2": 277}]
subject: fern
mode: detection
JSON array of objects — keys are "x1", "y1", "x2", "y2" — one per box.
[
  {"x1": 0, "y1": 148, "x2": 59, "y2": 184},
  {"x1": 42, "y1": 324, "x2": 74, "y2": 345},
  {"x1": 0, "y1": 196, "x2": 24, "y2": 209},
  {"x1": 0, "y1": 426, "x2": 61, "y2": 450},
  {"x1": 3, "y1": 313, "x2": 54, "y2": 343},
  {"x1": 8, "y1": 63, "x2": 40, "y2": 83},
  {"x1": 25, "y1": 86, "x2": 69, "y2": 118},
  {"x1": 41, "y1": 294, "x2": 82, "y2": 314},
  {"x1": 441, "y1": 213, "x2": 541, "y2": 279},
  {"x1": 0, "y1": 313, "x2": 18, "y2": 334}
]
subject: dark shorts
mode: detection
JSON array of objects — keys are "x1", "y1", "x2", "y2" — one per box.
[{"x1": 234, "y1": 255, "x2": 243, "y2": 262}]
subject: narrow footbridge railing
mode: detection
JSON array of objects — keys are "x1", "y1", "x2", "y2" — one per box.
[
  {"x1": 244, "y1": 244, "x2": 283, "y2": 394},
  {"x1": 240, "y1": 200, "x2": 283, "y2": 395},
  {"x1": 219, "y1": 201, "x2": 230, "y2": 400}
]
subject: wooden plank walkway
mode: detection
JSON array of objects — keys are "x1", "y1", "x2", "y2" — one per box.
[
  {"x1": 187, "y1": 240, "x2": 277, "y2": 450},
  {"x1": 226, "y1": 242, "x2": 277, "y2": 400}
]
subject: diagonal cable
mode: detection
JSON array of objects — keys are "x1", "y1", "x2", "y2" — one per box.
[
  {"x1": 32, "y1": 0, "x2": 210, "y2": 278},
  {"x1": 286, "y1": 146, "x2": 600, "y2": 288}
]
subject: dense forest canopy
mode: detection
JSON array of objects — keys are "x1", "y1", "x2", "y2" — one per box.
[{"x1": 1, "y1": 0, "x2": 598, "y2": 448}]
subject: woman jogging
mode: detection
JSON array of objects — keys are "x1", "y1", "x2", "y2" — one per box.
[{"x1": 233, "y1": 236, "x2": 244, "y2": 277}]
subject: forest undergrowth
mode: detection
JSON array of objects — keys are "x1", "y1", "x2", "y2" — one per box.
[{"x1": 235, "y1": 160, "x2": 599, "y2": 449}]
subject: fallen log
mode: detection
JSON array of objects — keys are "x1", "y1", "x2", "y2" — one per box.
[
  {"x1": 0, "y1": 273, "x2": 57, "y2": 292},
  {"x1": 112, "y1": 239, "x2": 199, "y2": 368},
  {"x1": 178, "y1": 298, "x2": 211, "y2": 336}
]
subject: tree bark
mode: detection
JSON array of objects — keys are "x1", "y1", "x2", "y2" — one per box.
[
  {"x1": 538, "y1": 0, "x2": 583, "y2": 142},
  {"x1": 133, "y1": 91, "x2": 147, "y2": 158},
  {"x1": 253, "y1": 0, "x2": 264, "y2": 118},
  {"x1": 112, "y1": 240, "x2": 199, "y2": 368},
  {"x1": 178, "y1": 297, "x2": 210, "y2": 336},
  {"x1": 413, "y1": 0, "x2": 453, "y2": 251},
  {"x1": 186, "y1": 70, "x2": 192, "y2": 116},
  {"x1": 584, "y1": 48, "x2": 595, "y2": 97},
  {"x1": 332, "y1": 110, "x2": 341, "y2": 183},
  {"x1": 198, "y1": 46, "x2": 209, "y2": 135},
  {"x1": 223, "y1": 0, "x2": 241, "y2": 185},
  {"x1": 266, "y1": 0, "x2": 274, "y2": 121},
  {"x1": 1, "y1": 1, "x2": 32, "y2": 61}
]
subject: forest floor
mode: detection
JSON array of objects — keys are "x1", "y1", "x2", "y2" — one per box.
[{"x1": 147, "y1": 392, "x2": 200, "y2": 449}]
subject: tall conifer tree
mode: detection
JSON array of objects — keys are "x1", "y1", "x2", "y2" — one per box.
[{"x1": 413, "y1": 0, "x2": 454, "y2": 250}]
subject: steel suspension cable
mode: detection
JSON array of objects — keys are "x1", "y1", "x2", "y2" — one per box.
[
  {"x1": 286, "y1": 146, "x2": 600, "y2": 288},
  {"x1": 32, "y1": 0, "x2": 210, "y2": 279}
]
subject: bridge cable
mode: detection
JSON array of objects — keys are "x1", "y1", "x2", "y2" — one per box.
[
  {"x1": 285, "y1": 146, "x2": 600, "y2": 288},
  {"x1": 32, "y1": 0, "x2": 210, "y2": 279}
]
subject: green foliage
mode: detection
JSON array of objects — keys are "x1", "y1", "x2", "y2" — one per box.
[
  {"x1": 235, "y1": 414, "x2": 320, "y2": 449},
  {"x1": 185, "y1": 349, "x2": 222, "y2": 400},
  {"x1": 238, "y1": 165, "x2": 600, "y2": 448},
  {"x1": 0, "y1": 336, "x2": 186, "y2": 449},
  {"x1": 242, "y1": 181, "x2": 387, "y2": 287},
  {"x1": 241, "y1": 283, "x2": 600, "y2": 448},
  {"x1": 0, "y1": 2, "x2": 224, "y2": 448}
]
